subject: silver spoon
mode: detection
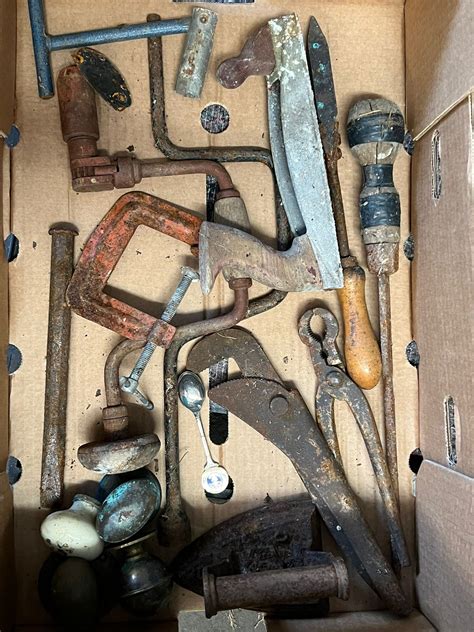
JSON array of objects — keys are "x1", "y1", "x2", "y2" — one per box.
[{"x1": 178, "y1": 371, "x2": 230, "y2": 495}]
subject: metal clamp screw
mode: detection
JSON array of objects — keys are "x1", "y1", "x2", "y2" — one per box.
[{"x1": 120, "y1": 266, "x2": 199, "y2": 408}]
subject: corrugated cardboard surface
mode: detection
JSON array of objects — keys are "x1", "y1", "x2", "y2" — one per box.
[
  {"x1": 415, "y1": 460, "x2": 473, "y2": 631},
  {"x1": 405, "y1": 0, "x2": 474, "y2": 137},
  {"x1": 412, "y1": 100, "x2": 473, "y2": 477},
  {"x1": 7, "y1": 0, "x2": 419, "y2": 627}
]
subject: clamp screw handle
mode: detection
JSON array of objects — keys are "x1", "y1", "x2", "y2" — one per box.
[{"x1": 120, "y1": 267, "x2": 199, "y2": 408}]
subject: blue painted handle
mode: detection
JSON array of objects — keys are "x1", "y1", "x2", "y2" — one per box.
[{"x1": 28, "y1": 0, "x2": 54, "y2": 98}]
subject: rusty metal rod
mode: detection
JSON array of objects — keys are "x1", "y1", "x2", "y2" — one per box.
[
  {"x1": 40, "y1": 226, "x2": 78, "y2": 509},
  {"x1": 138, "y1": 159, "x2": 234, "y2": 193},
  {"x1": 378, "y1": 273, "x2": 399, "y2": 499},
  {"x1": 203, "y1": 557, "x2": 349, "y2": 618},
  {"x1": 105, "y1": 338, "x2": 145, "y2": 408}
]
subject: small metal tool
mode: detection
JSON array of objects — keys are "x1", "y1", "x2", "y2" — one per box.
[
  {"x1": 178, "y1": 371, "x2": 230, "y2": 494},
  {"x1": 298, "y1": 307, "x2": 409, "y2": 568},
  {"x1": 347, "y1": 98, "x2": 405, "y2": 499},
  {"x1": 40, "y1": 225, "x2": 77, "y2": 509},
  {"x1": 307, "y1": 16, "x2": 381, "y2": 390},
  {"x1": 120, "y1": 266, "x2": 199, "y2": 410},
  {"x1": 66, "y1": 191, "x2": 202, "y2": 340},
  {"x1": 175, "y1": 7, "x2": 217, "y2": 98},
  {"x1": 186, "y1": 328, "x2": 411, "y2": 615},
  {"x1": 202, "y1": 556, "x2": 348, "y2": 618},
  {"x1": 27, "y1": 0, "x2": 217, "y2": 98}
]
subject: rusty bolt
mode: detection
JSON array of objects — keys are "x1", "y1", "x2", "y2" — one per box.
[
  {"x1": 327, "y1": 371, "x2": 343, "y2": 387},
  {"x1": 269, "y1": 395, "x2": 289, "y2": 416}
]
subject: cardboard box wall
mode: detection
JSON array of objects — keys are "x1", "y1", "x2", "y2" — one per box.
[{"x1": 0, "y1": 0, "x2": 472, "y2": 629}]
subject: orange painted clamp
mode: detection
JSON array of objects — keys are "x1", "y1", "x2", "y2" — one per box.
[{"x1": 67, "y1": 191, "x2": 202, "y2": 341}]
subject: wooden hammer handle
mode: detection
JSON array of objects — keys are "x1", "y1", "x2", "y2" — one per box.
[{"x1": 337, "y1": 264, "x2": 381, "y2": 390}]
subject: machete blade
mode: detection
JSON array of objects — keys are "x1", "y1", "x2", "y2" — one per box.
[{"x1": 307, "y1": 16, "x2": 338, "y2": 157}]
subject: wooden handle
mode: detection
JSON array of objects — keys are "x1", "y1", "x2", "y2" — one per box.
[{"x1": 337, "y1": 265, "x2": 381, "y2": 390}]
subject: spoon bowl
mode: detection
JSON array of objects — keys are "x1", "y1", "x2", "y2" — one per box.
[{"x1": 178, "y1": 371, "x2": 205, "y2": 414}]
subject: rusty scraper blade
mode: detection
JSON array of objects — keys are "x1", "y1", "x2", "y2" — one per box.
[{"x1": 217, "y1": 14, "x2": 342, "y2": 290}]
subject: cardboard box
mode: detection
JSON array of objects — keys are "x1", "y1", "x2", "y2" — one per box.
[{"x1": 0, "y1": 0, "x2": 471, "y2": 629}]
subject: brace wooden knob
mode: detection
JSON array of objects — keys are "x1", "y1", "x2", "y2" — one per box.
[{"x1": 337, "y1": 264, "x2": 381, "y2": 390}]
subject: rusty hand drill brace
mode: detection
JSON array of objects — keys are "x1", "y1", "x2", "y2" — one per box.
[
  {"x1": 298, "y1": 307, "x2": 409, "y2": 569},
  {"x1": 67, "y1": 190, "x2": 252, "y2": 475},
  {"x1": 57, "y1": 65, "x2": 238, "y2": 195}
]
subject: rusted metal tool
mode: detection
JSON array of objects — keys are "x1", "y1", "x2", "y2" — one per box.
[
  {"x1": 28, "y1": 0, "x2": 217, "y2": 99},
  {"x1": 66, "y1": 191, "x2": 199, "y2": 340},
  {"x1": 146, "y1": 29, "x2": 294, "y2": 543},
  {"x1": 298, "y1": 307, "x2": 409, "y2": 568},
  {"x1": 186, "y1": 328, "x2": 411, "y2": 615},
  {"x1": 172, "y1": 497, "x2": 332, "y2": 619},
  {"x1": 209, "y1": 13, "x2": 343, "y2": 293},
  {"x1": 78, "y1": 338, "x2": 160, "y2": 474},
  {"x1": 148, "y1": 14, "x2": 289, "y2": 455},
  {"x1": 347, "y1": 98, "x2": 405, "y2": 499},
  {"x1": 307, "y1": 17, "x2": 381, "y2": 390},
  {"x1": 57, "y1": 65, "x2": 239, "y2": 194},
  {"x1": 40, "y1": 225, "x2": 78, "y2": 509},
  {"x1": 203, "y1": 556, "x2": 348, "y2": 618}
]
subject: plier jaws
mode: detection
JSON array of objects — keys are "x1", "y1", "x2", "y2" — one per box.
[{"x1": 298, "y1": 306, "x2": 410, "y2": 569}]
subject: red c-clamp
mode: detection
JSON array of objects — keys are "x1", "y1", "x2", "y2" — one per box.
[{"x1": 67, "y1": 191, "x2": 202, "y2": 344}]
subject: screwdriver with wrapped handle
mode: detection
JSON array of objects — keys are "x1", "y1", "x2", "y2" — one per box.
[
  {"x1": 347, "y1": 97, "x2": 405, "y2": 499},
  {"x1": 307, "y1": 17, "x2": 381, "y2": 391}
]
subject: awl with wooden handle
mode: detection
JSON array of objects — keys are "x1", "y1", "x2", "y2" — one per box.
[{"x1": 307, "y1": 17, "x2": 381, "y2": 390}]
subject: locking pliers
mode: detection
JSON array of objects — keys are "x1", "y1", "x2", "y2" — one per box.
[{"x1": 298, "y1": 307, "x2": 409, "y2": 569}]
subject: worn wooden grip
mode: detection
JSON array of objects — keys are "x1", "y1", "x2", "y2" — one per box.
[{"x1": 337, "y1": 265, "x2": 381, "y2": 390}]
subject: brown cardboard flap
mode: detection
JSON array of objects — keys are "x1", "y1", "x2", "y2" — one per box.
[
  {"x1": 416, "y1": 460, "x2": 473, "y2": 631},
  {"x1": 0, "y1": 472, "x2": 15, "y2": 629},
  {"x1": 412, "y1": 99, "x2": 473, "y2": 476},
  {"x1": 0, "y1": 0, "x2": 16, "y2": 134},
  {"x1": 405, "y1": 0, "x2": 474, "y2": 137}
]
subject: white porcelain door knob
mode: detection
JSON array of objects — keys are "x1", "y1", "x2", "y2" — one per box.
[{"x1": 40, "y1": 494, "x2": 104, "y2": 561}]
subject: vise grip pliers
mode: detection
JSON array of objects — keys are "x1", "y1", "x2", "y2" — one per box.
[{"x1": 298, "y1": 307, "x2": 409, "y2": 569}]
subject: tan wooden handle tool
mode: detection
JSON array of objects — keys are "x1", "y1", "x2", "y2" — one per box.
[{"x1": 337, "y1": 264, "x2": 381, "y2": 390}]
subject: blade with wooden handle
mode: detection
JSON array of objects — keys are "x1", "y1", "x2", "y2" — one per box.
[{"x1": 307, "y1": 16, "x2": 381, "y2": 390}]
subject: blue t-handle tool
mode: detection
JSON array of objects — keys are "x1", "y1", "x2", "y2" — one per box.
[{"x1": 28, "y1": 0, "x2": 217, "y2": 99}]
